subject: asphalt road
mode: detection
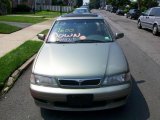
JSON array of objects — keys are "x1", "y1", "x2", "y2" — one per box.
[{"x1": 0, "y1": 10, "x2": 160, "y2": 120}]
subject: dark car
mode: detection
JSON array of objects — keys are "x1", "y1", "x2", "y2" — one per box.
[
  {"x1": 110, "y1": 6, "x2": 118, "y2": 13},
  {"x1": 126, "y1": 9, "x2": 141, "y2": 19},
  {"x1": 116, "y1": 9, "x2": 124, "y2": 15}
]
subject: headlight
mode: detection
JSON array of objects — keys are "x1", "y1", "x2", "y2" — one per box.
[
  {"x1": 102, "y1": 73, "x2": 131, "y2": 86},
  {"x1": 30, "y1": 74, "x2": 58, "y2": 87}
]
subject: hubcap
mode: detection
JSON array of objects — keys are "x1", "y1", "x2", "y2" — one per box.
[
  {"x1": 138, "y1": 22, "x2": 141, "y2": 27},
  {"x1": 153, "y1": 26, "x2": 157, "y2": 34}
]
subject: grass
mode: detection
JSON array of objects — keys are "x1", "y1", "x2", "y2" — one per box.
[
  {"x1": 35, "y1": 11, "x2": 64, "y2": 18},
  {"x1": 0, "y1": 23, "x2": 21, "y2": 34},
  {"x1": 0, "y1": 40, "x2": 43, "y2": 89},
  {"x1": 0, "y1": 16, "x2": 45, "y2": 23},
  {"x1": 39, "y1": 29, "x2": 49, "y2": 35},
  {"x1": 14, "y1": 11, "x2": 67, "y2": 18}
]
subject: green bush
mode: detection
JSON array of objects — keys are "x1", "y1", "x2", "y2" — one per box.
[
  {"x1": 0, "y1": 0, "x2": 11, "y2": 15},
  {"x1": 13, "y1": 4, "x2": 31, "y2": 13}
]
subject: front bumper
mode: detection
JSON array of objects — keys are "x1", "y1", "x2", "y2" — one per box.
[{"x1": 30, "y1": 83, "x2": 131, "y2": 111}]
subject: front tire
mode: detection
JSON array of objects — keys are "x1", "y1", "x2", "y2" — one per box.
[
  {"x1": 137, "y1": 20, "x2": 142, "y2": 29},
  {"x1": 153, "y1": 24, "x2": 159, "y2": 35}
]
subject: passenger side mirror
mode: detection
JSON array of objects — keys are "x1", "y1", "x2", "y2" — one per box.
[
  {"x1": 115, "y1": 33, "x2": 124, "y2": 39},
  {"x1": 37, "y1": 34, "x2": 46, "y2": 41}
]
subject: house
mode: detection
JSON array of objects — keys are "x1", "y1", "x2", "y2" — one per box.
[{"x1": 12, "y1": 0, "x2": 52, "y2": 8}]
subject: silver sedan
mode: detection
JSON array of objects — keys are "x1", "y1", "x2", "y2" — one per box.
[{"x1": 30, "y1": 13, "x2": 132, "y2": 111}]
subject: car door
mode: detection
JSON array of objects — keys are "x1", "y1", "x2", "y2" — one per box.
[
  {"x1": 141, "y1": 8, "x2": 151, "y2": 28},
  {"x1": 154, "y1": 8, "x2": 160, "y2": 31},
  {"x1": 147, "y1": 8, "x2": 156, "y2": 29}
]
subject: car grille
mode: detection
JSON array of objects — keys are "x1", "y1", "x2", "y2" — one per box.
[{"x1": 58, "y1": 78, "x2": 101, "y2": 87}]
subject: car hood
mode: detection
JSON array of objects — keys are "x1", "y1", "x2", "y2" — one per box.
[{"x1": 33, "y1": 42, "x2": 128, "y2": 78}]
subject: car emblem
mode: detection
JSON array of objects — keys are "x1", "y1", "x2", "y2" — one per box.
[{"x1": 77, "y1": 79, "x2": 84, "y2": 86}]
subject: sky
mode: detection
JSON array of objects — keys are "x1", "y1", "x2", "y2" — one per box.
[{"x1": 83, "y1": 0, "x2": 90, "y2": 5}]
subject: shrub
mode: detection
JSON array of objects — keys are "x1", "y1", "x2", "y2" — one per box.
[
  {"x1": 12, "y1": 4, "x2": 31, "y2": 13},
  {"x1": 0, "y1": 0, "x2": 11, "y2": 15}
]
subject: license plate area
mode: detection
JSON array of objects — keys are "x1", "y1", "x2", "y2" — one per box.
[{"x1": 67, "y1": 94, "x2": 93, "y2": 108}]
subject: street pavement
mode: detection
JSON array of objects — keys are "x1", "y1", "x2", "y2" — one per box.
[
  {"x1": 0, "y1": 10, "x2": 160, "y2": 120},
  {"x1": 97, "y1": 10, "x2": 160, "y2": 66},
  {"x1": 0, "y1": 19, "x2": 53, "y2": 58}
]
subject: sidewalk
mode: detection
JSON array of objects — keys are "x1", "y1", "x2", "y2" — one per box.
[{"x1": 0, "y1": 19, "x2": 53, "y2": 58}]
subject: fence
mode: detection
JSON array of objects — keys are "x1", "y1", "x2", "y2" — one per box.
[{"x1": 35, "y1": 5, "x2": 73, "y2": 12}]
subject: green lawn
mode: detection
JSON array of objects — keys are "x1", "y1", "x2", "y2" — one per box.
[
  {"x1": 39, "y1": 29, "x2": 49, "y2": 35},
  {"x1": 0, "y1": 16, "x2": 45, "y2": 23},
  {"x1": 0, "y1": 23, "x2": 21, "y2": 34},
  {"x1": 15, "y1": 11, "x2": 67, "y2": 18},
  {"x1": 0, "y1": 40, "x2": 43, "y2": 89},
  {"x1": 35, "y1": 11, "x2": 63, "y2": 18}
]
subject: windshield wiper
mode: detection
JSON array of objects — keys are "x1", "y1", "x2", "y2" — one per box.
[{"x1": 74, "y1": 40, "x2": 106, "y2": 43}]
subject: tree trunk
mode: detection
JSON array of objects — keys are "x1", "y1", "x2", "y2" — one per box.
[{"x1": 137, "y1": 0, "x2": 141, "y2": 11}]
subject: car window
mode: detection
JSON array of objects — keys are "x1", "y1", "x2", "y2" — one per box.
[
  {"x1": 47, "y1": 19, "x2": 113, "y2": 43},
  {"x1": 145, "y1": 8, "x2": 151, "y2": 15},
  {"x1": 150, "y1": 8, "x2": 156, "y2": 16},
  {"x1": 154, "y1": 8, "x2": 160, "y2": 16}
]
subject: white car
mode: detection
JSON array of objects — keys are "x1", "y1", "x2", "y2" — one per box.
[{"x1": 138, "y1": 7, "x2": 160, "y2": 35}]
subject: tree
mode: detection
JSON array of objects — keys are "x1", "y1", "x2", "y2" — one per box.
[
  {"x1": 0, "y1": 0, "x2": 11, "y2": 15},
  {"x1": 77, "y1": 0, "x2": 83, "y2": 7},
  {"x1": 90, "y1": 0, "x2": 100, "y2": 9},
  {"x1": 52, "y1": 0, "x2": 57, "y2": 5},
  {"x1": 137, "y1": 0, "x2": 158, "y2": 11},
  {"x1": 107, "y1": 0, "x2": 130, "y2": 8}
]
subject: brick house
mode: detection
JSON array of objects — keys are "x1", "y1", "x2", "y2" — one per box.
[{"x1": 12, "y1": 0, "x2": 52, "y2": 8}]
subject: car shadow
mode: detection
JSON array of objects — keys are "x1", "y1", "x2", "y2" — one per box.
[
  {"x1": 41, "y1": 77, "x2": 150, "y2": 120},
  {"x1": 143, "y1": 28, "x2": 160, "y2": 37}
]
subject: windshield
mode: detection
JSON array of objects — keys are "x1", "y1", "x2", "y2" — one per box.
[{"x1": 47, "y1": 19, "x2": 113, "y2": 43}]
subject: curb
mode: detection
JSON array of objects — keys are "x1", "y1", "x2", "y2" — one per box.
[{"x1": 0, "y1": 54, "x2": 37, "y2": 97}]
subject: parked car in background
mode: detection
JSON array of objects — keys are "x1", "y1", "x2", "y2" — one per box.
[
  {"x1": 73, "y1": 8, "x2": 90, "y2": 14},
  {"x1": 106, "y1": 5, "x2": 112, "y2": 11},
  {"x1": 116, "y1": 9, "x2": 124, "y2": 15},
  {"x1": 110, "y1": 6, "x2": 118, "y2": 13},
  {"x1": 126, "y1": 9, "x2": 141, "y2": 19},
  {"x1": 30, "y1": 13, "x2": 132, "y2": 111},
  {"x1": 138, "y1": 7, "x2": 160, "y2": 35},
  {"x1": 80, "y1": 5, "x2": 90, "y2": 11}
]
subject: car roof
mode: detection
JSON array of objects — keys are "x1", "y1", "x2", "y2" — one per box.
[
  {"x1": 75, "y1": 8, "x2": 88, "y2": 10},
  {"x1": 80, "y1": 5, "x2": 89, "y2": 8},
  {"x1": 57, "y1": 13, "x2": 103, "y2": 20}
]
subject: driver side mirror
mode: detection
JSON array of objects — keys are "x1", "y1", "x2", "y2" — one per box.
[
  {"x1": 37, "y1": 34, "x2": 46, "y2": 41},
  {"x1": 115, "y1": 33, "x2": 124, "y2": 39}
]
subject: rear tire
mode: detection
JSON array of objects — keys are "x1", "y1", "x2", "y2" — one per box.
[{"x1": 153, "y1": 24, "x2": 159, "y2": 36}]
